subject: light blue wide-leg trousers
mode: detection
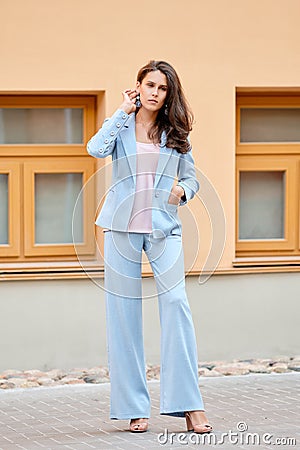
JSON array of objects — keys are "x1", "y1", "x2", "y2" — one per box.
[{"x1": 104, "y1": 230, "x2": 205, "y2": 419}]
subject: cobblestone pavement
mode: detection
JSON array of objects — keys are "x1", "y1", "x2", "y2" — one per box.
[
  {"x1": 0, "y1": 372, "x2": 299, "y2": 450},
  {"x1": 1, "y1": 356, "x2": 299, "y2": 390}
]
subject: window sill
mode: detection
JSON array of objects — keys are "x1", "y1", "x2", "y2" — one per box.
[
  {"x1": 182, "y1": 257, "x2": 300, "y2": 277},
  {"x1": 0, "y1": 261, "x2": 104, "y2": 281},
  {"x1": 230, "y1": 256, "x2": 300, "y2": 274},
  {"x1": 2, "y1": 257, "x2": 300, "y2": 281},
  {"x1": 233, "y1": 256, "x2": 300, "y2": 266}
]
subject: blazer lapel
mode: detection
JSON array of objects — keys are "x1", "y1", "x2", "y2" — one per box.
[
  {"x1": 154, "y1": 131, "x2": 172, "y2": 187},
  {"x1": 120, "y1": 116, "x2": 172, "y2": 187}
]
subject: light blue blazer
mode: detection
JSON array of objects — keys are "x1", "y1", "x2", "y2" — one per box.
[{"x1": 86, "y1": 108, "x2": 200, "y2": 238}]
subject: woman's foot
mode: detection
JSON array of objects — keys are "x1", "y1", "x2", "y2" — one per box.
[
  {"x1": 185, "y1": 410, "x2": 213, "y2": 433},
  {"x1": 129, "y1": 418, "x2": 149, "y2": 433}
]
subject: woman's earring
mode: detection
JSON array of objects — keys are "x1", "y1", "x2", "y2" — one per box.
[
  {"x1": 164, "y1": 104, "x2": 168, "y2": 116},
  {"x1": 136, "y1": 94, "x2": 141, "y2": 108}
]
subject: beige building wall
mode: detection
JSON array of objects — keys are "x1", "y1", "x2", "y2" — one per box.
[
  {"x1": 2, "y1": 0, "x2": 300, "y2": 270},
  {"x1": 1, "y1": 0, "x2": 300, "y2": 369},
  {"x1": 1, "y1": 273, "x2": 299, "y2": 371}
]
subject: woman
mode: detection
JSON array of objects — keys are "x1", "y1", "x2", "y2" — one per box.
[{"x1": 87, "y1": 60, "x2": 213, "y2": 434}]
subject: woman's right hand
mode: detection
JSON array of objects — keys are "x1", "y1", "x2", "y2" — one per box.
[{"x1": 120, "y1": 89, "x2": 138, "y2": 115}]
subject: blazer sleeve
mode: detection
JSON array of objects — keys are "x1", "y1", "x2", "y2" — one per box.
[
  {"x1": 177, "y1": 146, "x2": 200, "y2": 206},
  {"x1": 86, "y1": 109, "x2": 130, "y2": 158}
]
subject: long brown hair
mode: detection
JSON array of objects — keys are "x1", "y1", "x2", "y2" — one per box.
[{"x1": 136, "y1": 60, "x2": 194, "y2": 154}]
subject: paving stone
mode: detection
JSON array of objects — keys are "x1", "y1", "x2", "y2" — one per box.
[
  {"x1": 23, "y1": 370, "x2": 46, "y2": 378},
  {"x1": 244, "y1": 364, "x2": 273, "y2": 374},
  {"x1": 88, "y1": 367, "x2": 109, "y2": 376},
  {"x1": 288, "y1": 363, "x2": 300, "y2": 372},
  {"x1": 83, "y1": 375, "x2": 109, "y2": 384},
  {"x1": 214, "y1": 364, "x2": 250, "y2": 376},
  {"x1": 271, "y1": 362, "x2": 291, "y2": 373},
  {"x1": 0, "y1": 369, "x2": 24, "y2": 379},
  {"x1": 198, "y1": 367, "x2": 212, "y2": 376},
  {"x1": 20, "y1": 381, "x2": 41, "y2": 388},
  {"x1": 45, "y1": 369, "x2": 67, "y2": 380},
  {"x1": 255, "y1": 358, "x2": 273, "y2": 365},
  {"x1": 202, "y1": 369, "x2": 224, "y2": 377},
  {"x1": 37, "y1": 377, "x2": 56, "y2": 386},
  {"x1": 2, "y1": 356, "x2": 300, "y2": 391},
  {"x1": 3, "y1": 377, "x2": 25, "y2": 387},
  {"x1": 0, "y1": 381, "x2": 15, "y2": 389},
  {"x1": 0, "y1": 373, "x2": 299, "y2": 449},
  {"x1": 60, "y1": 377, "x2": 86, "y2": 385}
]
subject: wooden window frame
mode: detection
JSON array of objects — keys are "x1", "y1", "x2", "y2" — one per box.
[
  {"x1": 237, "y1": 94, "x2": 300, "y2": 156},
  {"x1": 236, "y1": 156, "x2": 297, "y2": 255},
  {"x1": 23, "y1": 157, "x2": 95, "y2": 257},
  {"x1": 236, "y1": 92, "x2": 300, "y2": 261},
  {"x1": 0, "y1": 96, "x2": 95, "y2": 157},
  {"x1": 0, "y1": 161, "x2": 21, "y2": 257},
  {"x1": 0, "y1": 94, "x2": 100, "y2": 275}
]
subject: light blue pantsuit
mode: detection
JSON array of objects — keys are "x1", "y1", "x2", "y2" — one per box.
[
  {"x1": 104, "y1": 230, "x2": 205, "y2": 419},
  {"x1": 86, "y1": 107, "x2": 205, "y2": 420}
]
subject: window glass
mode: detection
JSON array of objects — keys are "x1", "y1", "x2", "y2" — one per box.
[
  {"x1": 239, "y1": 171, "x2": 285, "y2": 239},
  {"x1": 0, "y1": 108, "x2": 83, "y2": 144},
  {"x1": 240, "y1": 108, "x2": 300, "y2": 142},
  {"x1": 35, "y1": 173, "x2": 83, "y2": 244},
  {"x1": 0, "y1": 174, "x2": 8, "y2": 244}
]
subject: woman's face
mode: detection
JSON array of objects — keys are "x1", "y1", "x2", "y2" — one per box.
[{"x1": 137, "y1": 70, "x2": 168, "y2": 113}]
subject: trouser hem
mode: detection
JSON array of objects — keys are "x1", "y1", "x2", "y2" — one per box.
[
  {"x1": 160, "y1": 408, "x2": 205, "y2": 418},
  {"x1": 110, "y1": 413, "x2": 151, "y2": 420}
]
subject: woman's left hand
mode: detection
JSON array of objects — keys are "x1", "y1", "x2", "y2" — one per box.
[{"x1": 168, "y1": 185, "x2": 185, "y2": 205}]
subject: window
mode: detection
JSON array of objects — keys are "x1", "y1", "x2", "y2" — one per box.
[
  {"x1": 0, "y1": 96, "x2": 96, "y2": 264},
  {"x1": 0, "y1": 162, "x2": 20, "y2": 256},
  {"x1": 236, "y1": 92, "x2": 300, "y2": 259}
]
